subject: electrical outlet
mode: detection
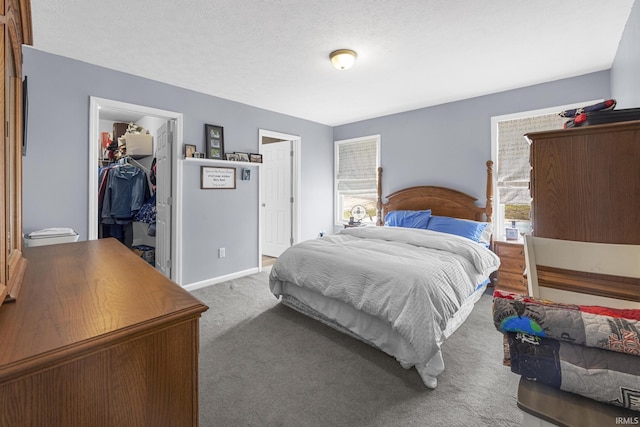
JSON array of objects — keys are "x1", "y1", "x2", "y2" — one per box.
[{"x1": 218, "y1": 248, "x2": 225, "y2": 258}]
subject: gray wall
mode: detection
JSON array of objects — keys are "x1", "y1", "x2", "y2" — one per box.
[
  {"x1": 24, "y1": 9, "x2": 639, "y2": 287},
  {"x1": 611, "y1": 0, "x2": 640, "y2": 107},
  {"x1": 22, "y1": 47, "x2": 333, "y2": 285},
  {"x1": 333, "y1": 71, "x2": 611, "y2": 206}
]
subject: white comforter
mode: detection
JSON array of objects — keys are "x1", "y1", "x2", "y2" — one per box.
[{"x1": 269, "y1": 226, "x2": 500, "y2": 382}]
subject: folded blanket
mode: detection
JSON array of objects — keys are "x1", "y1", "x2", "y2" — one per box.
[
  {"x1": 493, "y1": 290, "x2": 640, "y2": 357},
  {"x1": 507, "y1": 332, "x2": 640, "y2": 412}
]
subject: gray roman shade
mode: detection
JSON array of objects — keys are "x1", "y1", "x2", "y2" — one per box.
[
  {"x1": 497, "y1": 113, "x2": 565, "y2": 204},
  {"x1": 336, "y1": 138, "x2": 378, "y2": 194}
]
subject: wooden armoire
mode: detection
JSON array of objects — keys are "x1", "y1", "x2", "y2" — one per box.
[
  {"x1": 0, "y1": 0, "x2": 30, "y2": 306},
  {"x1": 527, "y1": 120, "x2": 640, "y2": 244},
  {"x1": 526, "y1": 120, "x2": 640, "y2": 302}
]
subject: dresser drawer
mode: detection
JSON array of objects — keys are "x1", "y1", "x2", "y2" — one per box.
[
  {"x1": 496, "y1": 271, "x2": 528, "y2": 294},
  {"x1": 499, "y1": 256, "x2": 526, "y2": 275},
  {"x1": 493, "y1": 239, "x2": 527, "y2": 294},
  {"x1": 494, "y1": 242, "x2": 525, "y2": 259}
]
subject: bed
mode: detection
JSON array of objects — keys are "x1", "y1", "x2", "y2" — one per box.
[{"x1": 269, "y1": 161, "x2": 500, "y2": 388}]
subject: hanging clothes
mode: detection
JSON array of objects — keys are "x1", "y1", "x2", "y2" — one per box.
[
  {"x1": 98, "y1": 164, "x2": 117, "y2": 239},
  {"x1": 99, "y1": 163, "x2": 150, "y2": 245},
  {"x1": 135, "y1": 192, "x2": 157, "y2": 236}
]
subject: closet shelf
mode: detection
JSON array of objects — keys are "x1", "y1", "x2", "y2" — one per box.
[{"x1": 182, "y1": 157, "x2": 262, "y2": 167}]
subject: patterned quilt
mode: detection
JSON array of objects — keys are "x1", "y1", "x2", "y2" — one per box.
[
  {"x1": 493, "y1": 290, "x2": 640, "y2": 356},
  {"x1": 493, "y1": 290, "x2": 640, "y2": 412},
  {"x1": 506, "y1": 332, "x2": 640, "y2": 412}
]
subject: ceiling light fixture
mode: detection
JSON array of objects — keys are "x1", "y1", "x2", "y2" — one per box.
[{"x1": 330, "y1": 49, "x2": 357, "y2": 70}]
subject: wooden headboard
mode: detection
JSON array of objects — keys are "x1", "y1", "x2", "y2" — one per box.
[{"x1": 376, "y1": 160, "x2": 494, "y2": 226}]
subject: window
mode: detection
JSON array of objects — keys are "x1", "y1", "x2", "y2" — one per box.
[
  {"x1": 334, "y1": 135, "x2": 380, "y2": 225},
  {"x1": 492, "y1": 101, "x2": 599, "y2": 237}
]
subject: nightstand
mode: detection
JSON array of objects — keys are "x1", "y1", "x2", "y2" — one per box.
[{"x1": 493, "y1": 237, "x2": 528, "y2": 294}]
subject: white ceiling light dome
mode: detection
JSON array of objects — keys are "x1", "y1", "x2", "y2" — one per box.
[{"x1": 330, "y1": 49, "x2": 357, "y2": 70}]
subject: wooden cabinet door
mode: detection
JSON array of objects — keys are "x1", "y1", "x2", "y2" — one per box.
[
  {"x1": 528, "y1": 122, "x2": 640, "y2": 244},
  {"x1": 0, "y1": 0, "x2": 31, "y2": 306}
]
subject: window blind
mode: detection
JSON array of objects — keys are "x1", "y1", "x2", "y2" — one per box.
[
  {"x1": 337, "y1": 138, "x2": 378, "y2": 194},
  {"x1": 497, "y1": 113, "x2": 565, "y2": 204}
]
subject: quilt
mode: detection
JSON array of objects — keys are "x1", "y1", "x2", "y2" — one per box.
[
  {"x1": 506, "y1": 332, "x2": 640, "y2": 412},
  {"x1": 270, "y1": 226, "x2": 500, "y2": 387},
  {"x1": 493, "y1": 290, "x2": 640, "y2": 356}
]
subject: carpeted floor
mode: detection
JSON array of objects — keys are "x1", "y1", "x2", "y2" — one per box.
[{"x1": 193, "y1": 269, "x2": 522, "y2": 427}]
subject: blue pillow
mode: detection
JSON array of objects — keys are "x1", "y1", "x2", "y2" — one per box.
[
  {"x1": 385, "y1": 210, "x2": 431, "y2": 229},
  {"x1": 426, "y1": 215, "x2": 488, "y2": 242}
]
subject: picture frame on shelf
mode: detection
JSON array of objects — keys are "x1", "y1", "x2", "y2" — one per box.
[
  {"x1": 201, "y1": 166, "x2": 236, "y2": 189},
  {"x1": 225, "y1": 153, "x2": 239, "y2": 161},
  {"x1": 205, "y1": 124, "x2": 224, "y2": 160},
  {"x1": 184, "y1": 144, "x2": 196, "y2": 158},
  {"x1": 505, "y1": 227, "x2": 519, "y2": 240},
  {"x1": 234, "y1": 152, "x2": 250, "y2": 162},
  {"x1": 249, "y1": 153, "x2": 263, "y2": 163}
]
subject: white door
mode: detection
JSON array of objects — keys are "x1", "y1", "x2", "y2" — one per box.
[
  {"x1": 261, "y1": 140, "x2": 292, "y2": 257},
  {"x1": 155, "y1": 121, "x2": 173, "y2": 278}
]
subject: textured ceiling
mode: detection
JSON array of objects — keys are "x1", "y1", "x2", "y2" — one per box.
[{"x1": 30, "y1": 0, "x2": 635, "y2": 126}]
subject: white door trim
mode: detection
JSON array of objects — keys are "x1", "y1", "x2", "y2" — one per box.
[
  {"x1": 88, "y1": 96, "x2": 184, "y2": 284},
  {"x1": 258, "y1": 129, "x2": 301, "y2": 271}
]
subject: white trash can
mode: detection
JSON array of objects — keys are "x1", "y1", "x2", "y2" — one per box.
[{"x1": 23, "y1": 227, "x2": 80, "y2": 247}]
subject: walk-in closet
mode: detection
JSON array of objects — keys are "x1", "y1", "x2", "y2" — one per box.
[{"x1": 98, "y1": 111, "x2": 164, "y2": 268}]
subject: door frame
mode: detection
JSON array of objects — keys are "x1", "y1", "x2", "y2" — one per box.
[
  {"x1": 88, "y1": 97, "x2": 184, "y2": 284},
  {"x1": 258, "y1": 129, "x2": 301, "y2": 270}
]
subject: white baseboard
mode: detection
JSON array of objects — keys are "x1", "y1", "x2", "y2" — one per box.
[{"x1": 183, "y1": 267, "x2": 260, "y2": 292}]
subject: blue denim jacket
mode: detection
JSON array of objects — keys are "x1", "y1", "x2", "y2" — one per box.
[{"x1": 101, "y1": 165, "x2": 149, "y2": 224}]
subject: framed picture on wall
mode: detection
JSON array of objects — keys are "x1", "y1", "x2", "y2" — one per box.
[
  {"x1": 201, "y1": 166, "x2": 236, "y2": 189},
  {"x1": 205, "y1": 124, "x2": 224, "y2": 160}
]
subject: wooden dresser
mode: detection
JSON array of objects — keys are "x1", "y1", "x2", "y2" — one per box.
[
  {"x1": 527, "y1": 120, "x2": 640, "y2": 244},
  {"x1": 0, "y1": 239, "x2": 208, "y2": 426},
  {"x1": 526, "y1": 120, "x2": 640, "y2": 302},
  {"x1": 493, "y1": 238, "x2": 527, "y2": 294}
]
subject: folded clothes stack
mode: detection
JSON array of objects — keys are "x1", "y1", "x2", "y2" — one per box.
[{"x1": 492, "y1": 290, "x2": 640, "y2": 413}]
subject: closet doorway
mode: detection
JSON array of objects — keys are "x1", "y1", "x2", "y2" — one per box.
[
  {"x1": 89, "y1": 97, "x2": 184, "y2": 282},
  {"x1": 258, "y1": 129, "x2": 301, "y2": 269}
]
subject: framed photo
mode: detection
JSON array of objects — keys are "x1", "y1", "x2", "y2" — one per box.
[
  {"x1": 249, "y1": 153, "x2": 263, "y2": 163},
  {"x1": 201, "y1": 166, "x2": 236, "y2": 189},
  {"x1": 241, "y1": 168, "x2": 251, "y2": 181},
  {"x1": 184, "y1": 144, "x2": 196, "y2": 158},
  {"x1": 205, "y1": 124, "x2": 224, "y2": 160},
  {"x1": 505, "y1": 227, "x2": 519, "y2": 240},
  {"x1": 235, "y1": 152, "x2": 250, "y2": 162},
  {"x1": 225, "y1": 153, "x2": 239, "y2": 161}
]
